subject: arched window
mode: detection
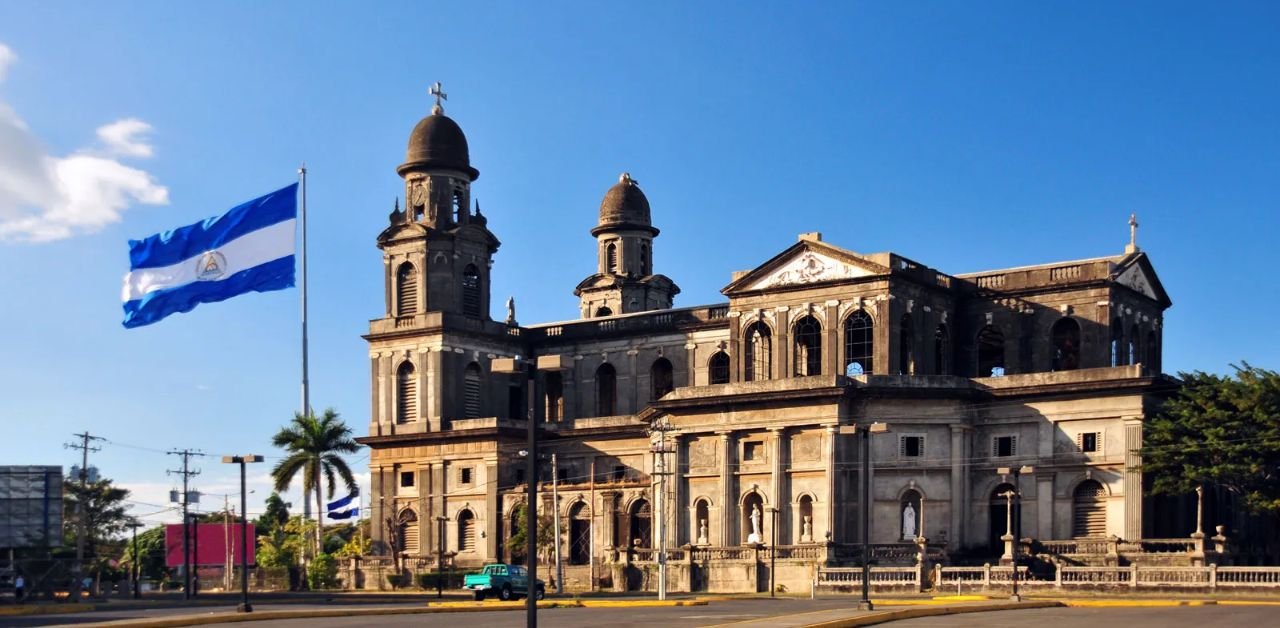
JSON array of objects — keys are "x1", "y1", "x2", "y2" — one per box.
[
  {"x1": 640, "y1": 243, "x2": 650, "y2": 275},
  {"x1": 398, "y1": 509, "x2": 420, "y2": 554},
  {"x1": 793, "y1": 316, "x2": 822, "y2": 376},
  {"x1": 595, "y1": 306, "x2": 613, "y2": 317},
  {"x1": 708, "y1": 352, "x2": 730, "y2": 385},
  {"x1": 976, "y1": 325, "x2": 1005, "y2": 377},
  {"x1": 1072, "y1": 480, "x2": 1107, "y2": 537},
  {"x1": 463, "y1": 362, "x2": 482, "y2": 418},
  {"x1": 899, "y1": 314, "x2": 914, "y2": 375},
  {"x1": 988, "y1": 483, "x2": 1016, "y2": 553},
  {"x1": 396, "y1": 361, "x2": 417, "y2": 424},
  {"x1": 461, "y1": 264, "x2": 481, "y2": 317},
  {"x1": 934, "y1": 324, "x2": 949, "y2": 375},
  {"x1": 741, "y1": 492, "x2": 764, "y2": 545},
  {"x1": 606, "y1": 242, "x2": 618, "y2": 274},
  {"x1": 569, "y1": 502, "x2": 591, "y2": 564},
  {"x1": 628, "y1": 499, "x2": 652, "y2": 548},
  {"x1": 900, "y1": 489, "x2": 922, "y2": 541},
  {"x1": 1129, "y1": 324, "x2": 1140, "y2": 366},
  {"x1": 694, "y1": 499, "x2": 711, "y2": 545},
  {"x1": 1051, "y1": 318, "x2": 1081, "y2": 371},
  {"x1": 396, "y1": 262, "x2": 417, "y2": 317},
  {"x1": 797, "y1": 495, "x2": 815, "y2": 543},
  {"x1": 457, "y1": 509, "x2": 476, "y2": 552},
  {"x1": 452, "y1": 189, "x2": 464, "y2": 223},
  {"x1": 744, "y1": 322, "x2": 772, "y2": 382},
  {"x1": 1145, "y1": 330, "x2": 1159, "y2": 372},
  {"x1": 651, "y1": 358, "x2": 674, "y2": 400},
  {"x1": 544, "y1": 372, "x2": 563, "y2": 422},
  {"x1": 1110, "y1": 319, "x2": 1125, "y2": 367},
  {"x1": 843, "y1": 310, "x2": 874, "y2": 375},
  {"x1": 595, "y1": 363, "x2": 616, "y2": 416}
]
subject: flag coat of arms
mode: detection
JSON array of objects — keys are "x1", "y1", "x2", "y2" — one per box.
[
  {"x1": 121, "y1": 184, "x2": 298, "y2": 328},
  {"x1": 327, "y1": 493, "x2": 358, "y2": 520}
]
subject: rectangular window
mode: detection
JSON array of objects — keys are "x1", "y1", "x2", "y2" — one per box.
[
  {"x1": 460, "y1": 467, "x2": 473, "y2": 485},
  {"x1": 743, "y1": 441, "x2": 763, "y2": 462},
  {"x1": 900, "y1": 435, "x2": 924, "y2": 458},
  {"x1": 613, "y1": 465, "x2": 626, "y2": 481},
  {"x1": 515, "y1": 468, "x2": 526, "y2": 485},
  {"x1": 557, "y1": 467, "x2": 570, "y2": 483},
  {"x1": 994, "y1": 435, "x2": 1017, "y2": 457},
  {"x1": 400, "y1": 471, "x2": 415, "y2": 488},
  {"x1": 1078, "y1": 432, "x2": 1101, "y2": 453}
]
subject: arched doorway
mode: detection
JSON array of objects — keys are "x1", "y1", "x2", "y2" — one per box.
[
  {"x1": 988, "y1": 483, "x2": 1016, "y2": 554},
  {"x1": 397, "y1": 508, "x2": 420, "y2": 555},
  {"x1": 628, "y1": 499, "x2": 652, "y2": 548},
  {"x1": 1073, "y1": 480, "x2": 1107, "y2": 537},
  {"x1": 568, "y1": 502, "x2": 591, "y2": 565},
  {"x1": 1051, "y1": 317, "x2": 1081, "y2": 371}
]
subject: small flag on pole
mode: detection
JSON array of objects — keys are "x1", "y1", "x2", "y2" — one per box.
[
  {"x1": 327, "y1": 492, "x2": 359, "y2": 520},
  {"x1": 121, "y1": 184, "x2": 298, "y2": 328}
]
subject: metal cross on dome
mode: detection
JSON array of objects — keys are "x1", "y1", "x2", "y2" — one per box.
[{"x1": 429, "y1": 82, "x2": 448, "y2": 113}]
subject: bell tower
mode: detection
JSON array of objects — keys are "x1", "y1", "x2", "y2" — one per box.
[
  {"x1": 377, "y1": 84, "x2": 500, "y2": 321},
  {"x1": 575, "y1": 173, "x2": 679, "y2": 317}
]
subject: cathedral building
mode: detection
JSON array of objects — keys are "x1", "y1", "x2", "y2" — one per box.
[{"x1": 357, "y1": 94, "x2": 1177, "y2": 588}]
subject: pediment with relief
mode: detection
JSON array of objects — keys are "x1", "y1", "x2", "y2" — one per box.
[
  {"x1": 746, "y1": 250, "x2": 875, "y2": 290},
  {"x1": 1115, "y1": 263, "x2": 1158, "y2": 301}
]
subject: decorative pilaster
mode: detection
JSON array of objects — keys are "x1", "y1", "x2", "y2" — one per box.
[
  {"x1": 427, "y1": 350, "x2": 444, "y2": 431},
  {"x1": 371, "y1": 466, "x2": 386, "y2": 550},
  {"x1": 685, "y1": 343, "x2": 698, "y2": 386},
  {"x1": 1036, "y1": 472, "x2": 1055, "y2": 540},
  {"x1": 824, "y1": 425, "x2": 838, "y2": 542},
  {"x1": 719, "y1": 431, "x2": 734, "y2": 545},
  {"x1": 948, "y1": 425, "x2": 965, "y2": 548},
  {"x1": 769, "y1": 428, "x2": 787, "y2": 542},
  {"x1": 1123, "y1": 417, "x2": 1144, "y2": 539},
  {"x1": 485, "y1": 462, "x2": 500, "y2": 560}
]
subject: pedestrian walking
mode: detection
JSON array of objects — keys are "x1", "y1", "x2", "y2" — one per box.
[{"x1": 14, "y1": 574, "x2": 24, "y2": 604}]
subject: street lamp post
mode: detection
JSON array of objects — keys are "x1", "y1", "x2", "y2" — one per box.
[
  {"x1": 493, "y1": 354, "x2": 570, "y2": 628},
  {"x1": 767, "y1": 507, "x2": 779, "y2": 598},
  {"x1": 435, "y1": 516, "x2": 448, "y2": 598},
  {"x1": 843, "y1": 421, "x2": 888, "y2": 611},
  {"x1": 221, "y1": 455, "x2": 264, "y2": 613},
  {"x1": 997, "y1": 465, "x2": 1034, "y2": 602},
  {"x1": 126, "y1": 520, "x2": 143, "y2": 599}
]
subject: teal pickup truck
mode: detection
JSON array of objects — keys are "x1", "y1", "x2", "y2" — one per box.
[{"x1": 463, "y1": 563, "x2": 545, "y2": 601}]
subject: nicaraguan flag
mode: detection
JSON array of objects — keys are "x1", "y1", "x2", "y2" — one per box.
[
  {"x1": 327, "y1": 492, "x2": 358, "y2": 520},
  {"x1": 121, "y1": 184, "x2": 298, "y2": 328}
]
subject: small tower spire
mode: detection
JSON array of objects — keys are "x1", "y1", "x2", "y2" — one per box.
[
  {"x1": 1126, "y1": 213, "x2": 1140, "y2": 254},
  {"x1": 429, "y1": 81, "x2": 447, "y2": 115}
]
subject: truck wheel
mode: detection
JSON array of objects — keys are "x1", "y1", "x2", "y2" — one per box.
[
  {"x1": 499, "y1": 585, "x2": 513, "y2": 601},
  {"x1": 535, "y1": 586, "x2": 545, "y2": 601},
  {"x1": 472, "y1": 590, "x2": 485, "y2": 601}
]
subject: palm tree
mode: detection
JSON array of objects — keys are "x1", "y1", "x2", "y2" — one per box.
[{"x1": 270, "y1": 408, "x2": 361, "y2": 555}]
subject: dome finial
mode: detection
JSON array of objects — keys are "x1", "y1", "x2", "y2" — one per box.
[
  {"x1": 429, "y1": 81, "x2": 448, "y2": 115},
  {"x1": 620, "y1": 172, "x2": 637, "y2": 185}
]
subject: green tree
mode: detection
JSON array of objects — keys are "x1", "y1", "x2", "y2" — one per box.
[
  {"x1": 120, "y1": 525, "x2": 168, "y2": 581},
  {"x1": 505, "y1": 502, "x2": 555, "y2": 564},
  {"x1": 1140, "y1": 364, "x2": 1280, "y2": 515},
  {"x1": 256, "y1": 525, "x2": 297, "y2": 570},
  {"x1": 64, "y1": 478, "x2": 131, "y2": 561},
  {"x1": 258, "y1": 492, "x2": 291, "y2": 531},
  {"x1": 270, "y1": 409, "x2": 361, "y2": 555}
]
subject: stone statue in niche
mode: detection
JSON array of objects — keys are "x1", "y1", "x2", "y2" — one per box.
[
  {"x1": 697, "y1": 519, "x2": 708, "y2": 545},
  {"x1": 902, "y1": 503, "x2": 917, "y2": 540},
  {"x1": 801, "y1": 516, "x2": 813, "y2": 542},
  {"x1": 747, "y1": 504, "x2": 763, "y2": 544}
]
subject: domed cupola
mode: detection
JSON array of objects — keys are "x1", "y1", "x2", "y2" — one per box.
[
  {"x1": 593, "y1": 172, "x2": 657, "y2": 236},
  {"x1": 397, "y1": 97, "x2": 479, "y2": 180}
]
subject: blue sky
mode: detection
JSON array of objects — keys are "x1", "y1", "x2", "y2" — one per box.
[{"x1": 0, "y1": 1, "x2": 1277, "y2": 525}]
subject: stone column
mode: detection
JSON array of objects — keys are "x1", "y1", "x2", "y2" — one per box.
[
  {"x1": 383, "y1": 257, "x2": 392, "y2": 317},
  {"x1": 370, "y1": 355, "x2": 382, "y2": 436},
  {"x1": 376, "y1": 353, "x2": 391, "y2": 435},
  {"x1": 948, "y1": 425, "x2": 966, "y2": 549},
  {"x1": 419, "y1": 465, "x2": 433, "y2": 556},
  {"x1": 416, "y1": 348, "x2": 429, "y2": 428},
  {"x1": 485, "y1": 461, "x2": 500, "y2": 560},
  {"x1": 824, "y1": 301, "x2": 840, "y2": 376},
  {"x1": 672, "y1": 434, "x2": 685, "y2": 543},
  {"x1": 430, "y1": 464, "x2": 446, "y2": 557},
  {"x1": 685, "y1": 342, "x2": 698, "y2": 386},
  {"x1": 427, "y1": 350, "x2": 444, "y2": 431},
  {"x1": 824, "y1": 425, "x2": 838, "y2": 542},
  {"x1": 776, "y1": 307, "x2": 790, "y2": 379},
  {"x1": 371, "y1": 465, "x2": 386, "y2": 550},
  {"x1": 719, "y1": 431, "x2": 735, "y2": 545},
  {"x1": 1123, "y1": 417, "x2": 1144, "y2": 540},
  {"x1": 626, "y1": 349, "x2": 640, "y2": 414},
  {"x1": 1036, "y1": 472, "x2": 1054, "y2": 541},
  {"x1": 769, "y1": 428, "x2": 787, "y2": 543}
]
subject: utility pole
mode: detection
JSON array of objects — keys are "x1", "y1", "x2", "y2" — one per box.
[
  {"x1": 224, "y1": 496, "x2": 232, "y2": 592},
  {"x1": 649, "y1": 419, "x2": 675, "y2": 601},
  {"x1": 65, "y1": 431, "x2": 104, "y2": 601},
  {"x1": 167, "y1": 449, "x2": 204, "y2": 600},
  {"x1": 551, "y1": 453, "x2": 562, "y2": 595}
]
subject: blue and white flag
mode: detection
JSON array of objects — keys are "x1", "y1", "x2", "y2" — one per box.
[
  {"x1": 121, "y1": 184, "x2": 298, "y2": 328},
  {"x1": 327, "y1": 492, "x2": 359, "y2": 520}
]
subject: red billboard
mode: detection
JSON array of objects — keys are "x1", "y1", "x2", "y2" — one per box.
[{"x1": 164, "y1": 523, "x2": 256, "y2": 568}]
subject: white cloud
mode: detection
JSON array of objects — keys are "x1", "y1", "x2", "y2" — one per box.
[{"x1": 0, "y1": 43, "x2": 168, "y2": 243}]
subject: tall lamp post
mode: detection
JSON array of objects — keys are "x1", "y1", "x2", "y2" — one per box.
[
  {"x1": 221, "y1": 455, "x2": 264, "y2": 613},
  {"x1": 767, "y1": 507, "x2": 779, "y2": 598},
  {"x1": 126, "y1": 520, "x2": 144, "y2": 599},
  {"x1": 435, "y1": 516, "x2": 449, "y2": 598},
  {"x1": 493, "y1": 354, "x2": 570, "y2": 628},
  {"x1": 996, "y1": 465, "x2": 1034, "y2": 602},
  {"x1": 841, "y1": 421, "x2": 888, "y2": 611}
]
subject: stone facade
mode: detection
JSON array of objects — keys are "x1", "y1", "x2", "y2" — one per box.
[{"x1": 356, "y1": 99, "x2": 1177, "y2": 589}]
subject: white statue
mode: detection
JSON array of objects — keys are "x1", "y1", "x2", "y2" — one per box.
[
  {"x1": 802, "y1": 515, "x2": 813, "y2": 541},
  {"x1": 747, "y1": 504, "x2": 763, "y2": 544},
  {"x1": 902, "y1": 503, "x2": 917, "y2": 540},
  {"x1": 505, "y1": 296, "x2": 517, "y2": 325},
  {"x1": 698, "y1": 519, "x2": 709, "y2": 545}
]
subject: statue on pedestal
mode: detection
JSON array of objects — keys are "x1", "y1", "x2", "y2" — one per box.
[
  {"x1": 746, "y1": 504, "x2": 763, "y2": 544},
  {"x1": 801, "y1": 515, "x2": 813, "y2": 542},
  {"x1": 698, "y1": 519, "x2": 709, "y2": 545},
  {"x1": 902, "y1": 503, "x2": 917, "y2": 540}
]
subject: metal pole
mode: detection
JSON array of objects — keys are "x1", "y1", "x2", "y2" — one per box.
[
  {"x1": 656, "y1": 443, "x2": 665, "y2": 601},
  {"x1": 770, "y1": 508, "x2": 777, "y2": 597},
  {"x1": 131, "y1": 524, "x2": 141, "y2": 599},
  {"x1": 239, "y1": 460, "x2": 252, "y2": 612},
  {"x1": 526, "y1": 361, "x2": 541, "y2": 628},
  {"x1": 552, "y1": 453, "x2": 563, "y2": 595},
  {"x1": 858, "y1": 428, "x2": 873, "y2": 611},
  {"x1": 436, "y1": 516, "x2": 445, "y2": 598},
  {"x1": 183, "y1": 464, "x2": 191, "y2": 599},
  {"x1": 299, "y1": 166, "x2": 311, "y2": 523},
  {"x1": 1010, "y1": 470, "x2": 1021, "y2": 602}
]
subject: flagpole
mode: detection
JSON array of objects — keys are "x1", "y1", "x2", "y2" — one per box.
[{"x1": 299, "y1": 165, "x2": 312, "y2": 524}]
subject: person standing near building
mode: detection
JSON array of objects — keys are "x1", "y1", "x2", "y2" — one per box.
[{"x1": 14, "y1": 573, "x2": 24, "y2": 604}]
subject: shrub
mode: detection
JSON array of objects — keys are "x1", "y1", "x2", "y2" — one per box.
[
  {"x1": 386, "y1": 573, "x2": 410, "y2": 590},
  {"x1": 306, "y1": 552, "x2": 338, "y2": 590}
]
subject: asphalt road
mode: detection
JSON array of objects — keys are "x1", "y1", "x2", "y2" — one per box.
[{"x1": 888, "y1": 606, "x2": 1277, "y2": 628}]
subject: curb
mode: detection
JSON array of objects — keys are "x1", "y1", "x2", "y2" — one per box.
[
  {"x1": 801, "y1": 601, "x2": 1065, "y2": 628},
  {"x1": 0, "y1": 604, "x2": 99, "y2": 617}
]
